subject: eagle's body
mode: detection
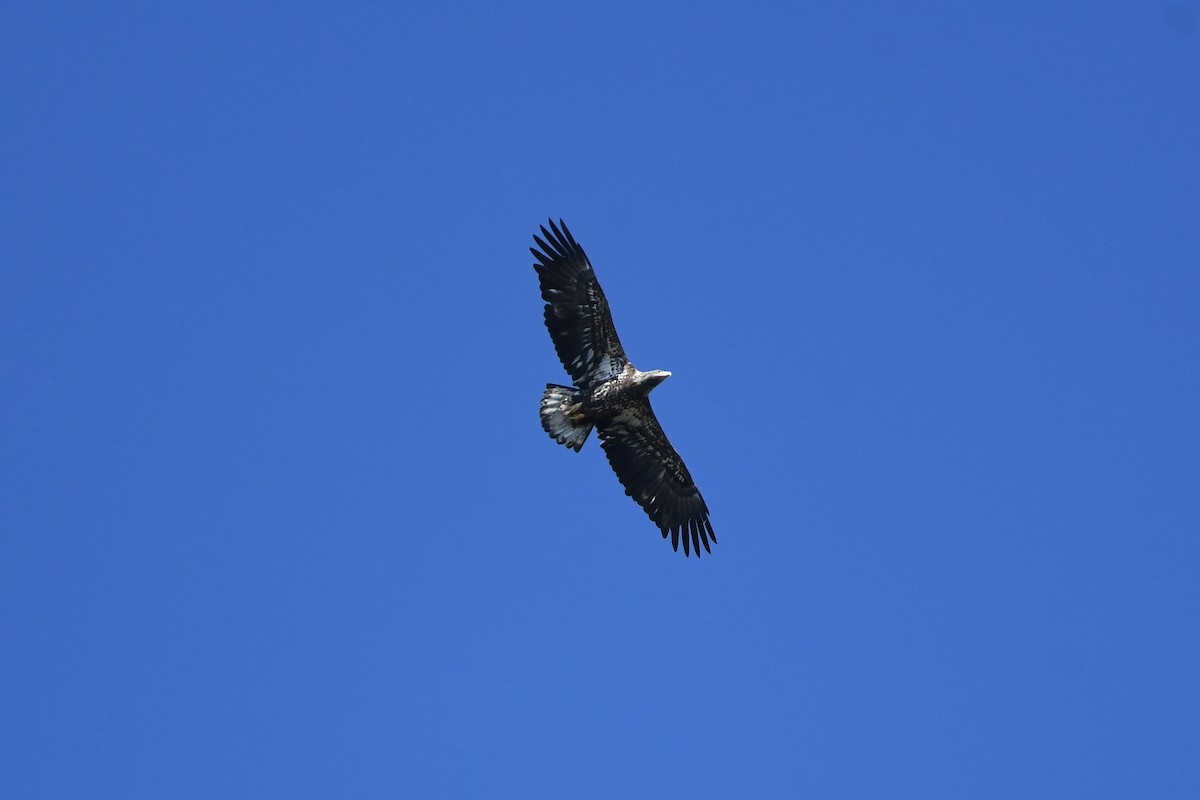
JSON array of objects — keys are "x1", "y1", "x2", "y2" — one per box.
[
  {"x1": 532, "y1": 219, "x2": 715, "y2": 556},
  {"x1": 575, "y1": 364, "x2": 670, "y2": 422}
]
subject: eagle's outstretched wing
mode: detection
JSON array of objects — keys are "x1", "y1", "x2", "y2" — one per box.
[
  {"x1": 531, "y1": 219, "x2": 628, "y2": 387},
  {"x1": 597, "y1": 401, "x2": 716, "y2": 556}
]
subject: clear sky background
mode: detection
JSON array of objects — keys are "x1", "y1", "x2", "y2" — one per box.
[{"x1": 3, "y1": 2, "x2": 1198, "y2": 797}]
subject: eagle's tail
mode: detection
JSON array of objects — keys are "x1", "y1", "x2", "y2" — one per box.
[{"x1": 540, "y1": 384, "x2": 592, "y2": 452}]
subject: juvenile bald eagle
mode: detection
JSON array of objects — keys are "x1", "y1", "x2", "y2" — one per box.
[{"x1": 532, "y1": 219, "x2": 715, "y2": 556}]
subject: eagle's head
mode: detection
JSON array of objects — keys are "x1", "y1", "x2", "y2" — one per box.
[{"x1": 634, "y1": 369, "x2": 672, "y2": 394}]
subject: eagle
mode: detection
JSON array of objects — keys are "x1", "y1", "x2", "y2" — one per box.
[{"x1": 532, "y1": 219, "x2": 716, "y2": 556}]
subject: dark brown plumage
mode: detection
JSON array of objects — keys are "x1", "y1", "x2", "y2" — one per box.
[{"x1": 532, "y1": 219, "x2": 715, "y2": 556}]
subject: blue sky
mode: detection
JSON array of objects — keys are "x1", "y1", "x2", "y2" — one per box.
[{"x1": 3, "y1": 2, "x2": 1198, "y2": 797}]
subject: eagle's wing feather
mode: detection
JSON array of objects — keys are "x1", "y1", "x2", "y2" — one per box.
[
  {"x1": 597, "y1": 401, "x2": 716, "y2": 556},
  {"x1": 531, "y1": 219, "x2": 628, "y2": 387}
]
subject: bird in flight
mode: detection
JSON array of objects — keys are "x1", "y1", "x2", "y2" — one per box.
[{"x1": 532, "y1": 219, "x2": 715, "y2": 556}]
